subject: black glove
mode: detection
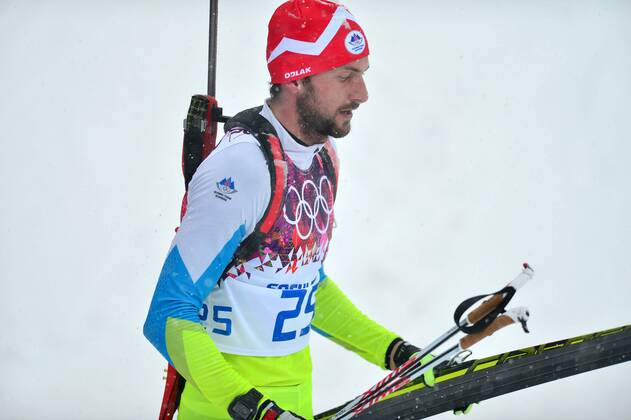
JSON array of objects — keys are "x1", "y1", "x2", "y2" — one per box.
[
  {"x1": 388, "y1": 338, "x2": 421, "y2": 369},
  {"x1": 228, "y1": 388, "x2": 305, "y2": 420},
  {"x1": 386, "y1": 338, "x2": 435, "y2": 386},
  {"x1": 255, "y1": 400, "x2": 306, "y2": 420}
]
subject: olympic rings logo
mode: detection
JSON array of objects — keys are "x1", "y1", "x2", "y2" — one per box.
[{"x1": 283, "y1": 176, "x2": 334, "y2": 240}]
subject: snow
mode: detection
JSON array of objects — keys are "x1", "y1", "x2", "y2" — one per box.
[{"x1": 1, "y1": 0, "x2": 630, "y2": 419}]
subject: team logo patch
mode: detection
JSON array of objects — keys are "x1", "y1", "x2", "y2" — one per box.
[
  {"x1": 344, "y1": 30, "x2": 365, "y2": 54},
  {"x1": 214, "y1": 177, "x2": 237, "y2": 201}
]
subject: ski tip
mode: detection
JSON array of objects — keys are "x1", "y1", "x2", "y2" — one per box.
[{"x1": 522, "y1": 262, "x2": 533, "y2": 271}]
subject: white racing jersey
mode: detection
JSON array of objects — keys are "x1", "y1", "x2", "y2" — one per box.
[{"x1": 171, "y1": 102, "x2": 336, "y2": 356}]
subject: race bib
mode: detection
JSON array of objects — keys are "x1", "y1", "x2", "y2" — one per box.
[{"x1": 201, "y1": 273, "x2": 319, "y2": 356}]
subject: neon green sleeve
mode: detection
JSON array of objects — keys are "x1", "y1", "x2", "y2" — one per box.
[
  {"x1": 144, "y1": 245, "x2": 263, "y2": 414},
  {"x1": 165, "y1": 318, "x2": 255, "y2": 412},
  {"x1": 312, "y1": 276, "x2": 399, "y2": 368}
]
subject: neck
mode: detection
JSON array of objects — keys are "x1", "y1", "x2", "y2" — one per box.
[{"x1": 269, "y1": 99, "x2": 327, "y2": 146}]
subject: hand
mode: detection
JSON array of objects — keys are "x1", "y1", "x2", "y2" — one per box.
[
  {"x1": 388, "y1": 339, "x2": 435, "y2": 387},
  {"x1": 229, "y1": 389, "x2": 305, "y2": 420},
  {"x1": 256, "y1": 400, "x2": 306, "y2": 420}
]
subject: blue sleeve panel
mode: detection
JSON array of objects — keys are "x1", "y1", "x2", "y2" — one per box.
[
  {"x1": 143, "y1": 225, "x2": 246, "y2": 364},
  {"x1": 313, "y1": 267, "x2": 332, "y2": 338},
  {"x1": 311, "y1": 324, "x2": 332, "y2": 338},
  {"x1": 318, "y1": 266, "x2": 327, "y2": 284}
]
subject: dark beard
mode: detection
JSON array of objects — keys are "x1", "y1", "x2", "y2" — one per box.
[{"x1": 296, "y1": 83, "x2": 355, "y2": 140}]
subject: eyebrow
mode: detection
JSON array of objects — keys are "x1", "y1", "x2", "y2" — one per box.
[{"x1": 341, "y1": 64, "x2": 369, "y2": 74}]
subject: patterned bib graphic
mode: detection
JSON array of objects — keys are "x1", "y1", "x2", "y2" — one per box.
[
  {"x1": 224, "y1": 153, "x2": 335, "y2": 279},
  {"x1": 283, "y1": 175, "x2": 334, "y2": 240}
]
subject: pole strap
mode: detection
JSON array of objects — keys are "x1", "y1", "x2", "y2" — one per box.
[{"x1": 453, "y1": 286, "x2": 516, "y2": 334}]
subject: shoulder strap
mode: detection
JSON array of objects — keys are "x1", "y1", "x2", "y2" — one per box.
[
  {"x1": 224, "y1": 107, "x2": 288, "y2": 262},
  {"x1": 223, "y1": 106, "x2": 272, "y2": 135},
  {"x1": 319, "y1": 140, "x2": 339, "y2": 200}
]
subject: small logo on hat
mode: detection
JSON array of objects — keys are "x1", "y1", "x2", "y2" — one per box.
[
  {"x1": 284, "y1": 67, "x2": 312, "y2": 80},
  {"x1": 344, "y1": 30, "x2": 365, "y2": 55}
]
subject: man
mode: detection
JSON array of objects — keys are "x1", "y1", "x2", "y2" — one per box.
[{"x1": 144, "y1": 1, "x2": 426, "y2": 419}]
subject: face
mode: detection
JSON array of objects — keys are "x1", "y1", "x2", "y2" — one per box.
[{"x1": 295, "y1": 56, "x2": 369, "y2": 141}]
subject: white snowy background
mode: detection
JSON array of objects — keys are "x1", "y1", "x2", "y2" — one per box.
[{"x1": 1, "y1": 0, "x2": 630, "y2": 419}]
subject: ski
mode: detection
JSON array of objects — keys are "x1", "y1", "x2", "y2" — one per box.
[
  {"x1": 315, "y1": 323, "x2": 631, "y2": 419},
  {"x1": 330, "y1": 264, "x2": 534, "y2": 419}
]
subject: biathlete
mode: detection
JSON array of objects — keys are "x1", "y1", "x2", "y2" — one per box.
[{"x1": 144, "y1": 1, "x2": 432, "y2": 418}]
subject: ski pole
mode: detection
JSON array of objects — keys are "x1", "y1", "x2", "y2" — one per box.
[
  {"x1": 340, "y1": 307, "x2": 530, "y2": 420},
  {"x1": 331, "y1": 263, "x2": 534, "y2": 420}
]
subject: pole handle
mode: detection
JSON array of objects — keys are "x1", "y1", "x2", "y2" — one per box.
[
  {"x1": 467, "y1": 264, "x2": 534, "y2": 324},
  {"x1": 456, "y1": 264, "x2": 534, "y2": 334},
  {"x1": 460, "y1": 307, "x2": 529, "y2": 349},
  {"x1": 466, "y1": 294, "x2": 505, "y2": 324}
]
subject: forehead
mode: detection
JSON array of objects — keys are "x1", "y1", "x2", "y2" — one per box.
[{"x1": 322, "y1": 56, "x2": 370, "y2": 76}]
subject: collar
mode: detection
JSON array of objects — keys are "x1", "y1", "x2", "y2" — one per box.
[{"x1": 260, "y1": 101, "x2": 325, "y2": 159}]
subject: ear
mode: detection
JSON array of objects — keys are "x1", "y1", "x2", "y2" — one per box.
[{"x1": 284, "y1": 79, "x2": 302, "y2": 95}]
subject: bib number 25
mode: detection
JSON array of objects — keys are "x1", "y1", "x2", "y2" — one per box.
[
  {"x1": 272, "y1": 286, "x2": 317, "y2": 342},
  {"x1": 199, "y1": 304, "x2": 232, "y2": 336}
]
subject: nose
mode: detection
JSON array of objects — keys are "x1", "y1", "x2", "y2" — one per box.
[{"x1": 351, "y1": 75, "x2": 369, "y2": 104}]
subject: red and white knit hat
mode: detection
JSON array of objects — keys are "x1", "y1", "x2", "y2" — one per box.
[{"x1": 266, "y1": 0, "x2": 369, "y2": 84}]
